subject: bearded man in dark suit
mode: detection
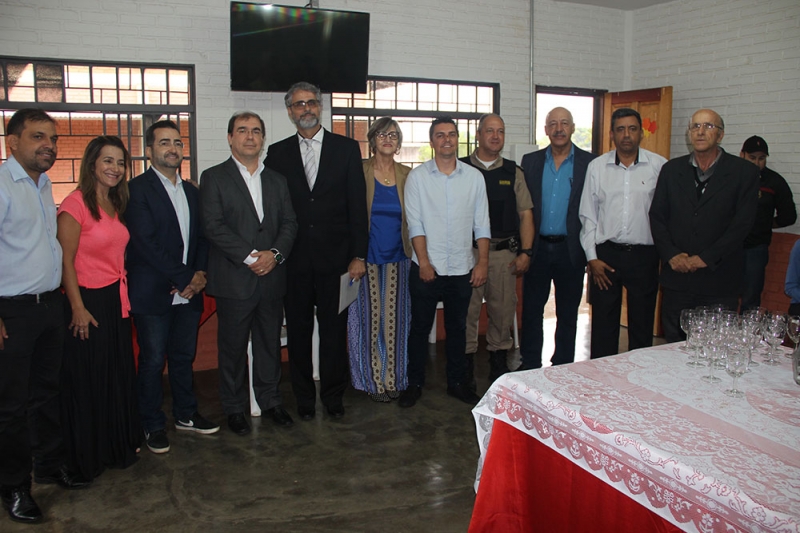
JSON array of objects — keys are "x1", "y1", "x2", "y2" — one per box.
[{"x1": 265, "y1": 82, "x2": 368, "y2": 421}]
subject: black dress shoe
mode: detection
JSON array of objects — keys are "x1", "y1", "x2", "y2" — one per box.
[
  {"x1": 398, "y1": 385, "x2": 422, "y2": 408},
  {"x1": 227, "y1": 412, "x2": 251, "y2": 435},
  {"x1": 266, "y1": 406, "x2": 294, "y2": 427},
  {"x1": 34, "y1": 466, "x2": 91, "y2": 490},
  {"x1": 297, "y1": 406, "x2": 315, "y2": 421},
  {"x1": 1, "y1": 487, "x2": 42, "y2": 523},
  {"x1": 447, "y1": 383, "x2": 481, "y2": 405},
  {"x1": 325, "y1": 404, "x2": 345, "y2": 419}
]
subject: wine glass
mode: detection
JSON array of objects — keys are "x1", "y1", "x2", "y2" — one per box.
[
  {"x1": 763, "y1": 313, "x2": 786, "y2": 366},
  {"x1": 680, "y1": 309, "x2": 695, "y2": 350},
  {"x1": 741, "y1": 311, "x2": 763, "y2": 368},
  {"x1": 724, "y1": 348, "x2": 748, "y2": 398},
  {"x1": 701, "y1": 325, "x2": 722, "y2": 383},
  {"x1": 686, "y1": 315, "x2": 706, "y2": 368},
  {"x1": 785, "y1": 315, "x2": 800, "y2": 360}
]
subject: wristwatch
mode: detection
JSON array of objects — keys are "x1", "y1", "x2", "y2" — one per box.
[
  {"x1": 519, "y1": 248, "x2": 533, "y2": 257},
  {"x1": 270, "y1": 248, "x2": 285, "y2": 265}
]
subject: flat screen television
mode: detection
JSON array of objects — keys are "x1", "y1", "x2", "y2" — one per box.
[{"x1": 230, "y1": 2, "x2": 370, "y2": 93}]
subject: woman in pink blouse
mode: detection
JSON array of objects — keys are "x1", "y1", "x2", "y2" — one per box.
[{"x1": 56, "y1": 136, "x2": 140, "y2": 480}]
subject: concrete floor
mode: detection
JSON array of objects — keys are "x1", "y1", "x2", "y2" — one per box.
[
  {"x1": 8, "y1": 346, "x2": 488, "y2": 533},
  {"x1": 7, "y1": 281, "x2": 659, "y2": 533}
]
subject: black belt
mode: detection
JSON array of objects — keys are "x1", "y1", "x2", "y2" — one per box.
[
  {"x1": 0, "y1": 289, "x2": 62, "y2": 304},
  {"x1": 600, "y1": 241, "x2": 654, "y2": 252},
  {"x1": 539, "y1": 235, "x2": 566, "y2": 243},
  {"x1": 474, "y1": 236, "x2": 519, "y2": 252}
]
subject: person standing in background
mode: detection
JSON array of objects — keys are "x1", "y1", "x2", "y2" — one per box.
[{"x1": 739, "y1": 135, "x2": 796, "y2": 311}]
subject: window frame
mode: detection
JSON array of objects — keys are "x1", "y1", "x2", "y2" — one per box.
[
  {"x1": 535, "y1": 85, "x2": 606, "y2": 154},
  {"x1": 0, "y1": 55, "x2": 198, "y2": 188},
  {"x1": 332, "y1": 75, "x2": 500, "y2": 164}
]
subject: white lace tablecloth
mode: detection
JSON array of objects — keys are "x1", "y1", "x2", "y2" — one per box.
[{"x1": 472, "y1": 343, "x2": 800, "y2": 533}]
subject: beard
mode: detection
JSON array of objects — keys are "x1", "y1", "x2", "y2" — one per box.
[{"x1": 295, "y1": 112, "x2": 320, "y2": 130}]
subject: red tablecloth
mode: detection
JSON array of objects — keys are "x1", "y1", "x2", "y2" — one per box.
[
  {"x1": 470, "y1": 343, "x2": 800, "y2": 532},
  {"x1": 469, "y1": 419, "x2": 682, "y2": 532}
]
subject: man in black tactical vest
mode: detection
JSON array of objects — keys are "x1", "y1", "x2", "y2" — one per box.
[{"x1": 461, "y1": 114, "x2": 534, "y2": 387}]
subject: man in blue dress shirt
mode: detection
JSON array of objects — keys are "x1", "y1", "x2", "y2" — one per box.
[
  {"x1": 400, "y1": 116, "x2": 491, "y2": 408},
  {"x1": 520, "y1": 107, "x2": 596, "y2": 369},
  {"x1": 0, "y1": 109, "x2": 89, "y2": 525}
]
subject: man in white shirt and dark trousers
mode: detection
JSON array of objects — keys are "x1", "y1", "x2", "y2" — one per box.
[
  {"x1": 579, "y1": 108, "x2": 666, "y2": 358},
  {"x1": 400, "y1": 116, "x2": 491, "y2": 408},
  {"x1": 200, "y1": 111, "x2": 298, "y2": 435}
]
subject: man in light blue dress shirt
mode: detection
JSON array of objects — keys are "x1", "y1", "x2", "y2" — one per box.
[
  {"x1": 400, "y1": 116, "x2": 491, "y2": 408},
  {"x1": 520, "y1": 107, "x2": 596, "y2": 370},
  {"x1": 0, "y1": 109, "x2": 89, "y2": 525}
]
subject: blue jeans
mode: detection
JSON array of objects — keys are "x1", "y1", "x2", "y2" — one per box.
[
  {"x1": 407, "y1": 264, "x2": 472, "y2": 388},
  {"x1": 741, "y1": 244, "x2": 770, "y2": 311},
  {"x1": 133, "y1": 306, "x2": 201, "y2": 432}
]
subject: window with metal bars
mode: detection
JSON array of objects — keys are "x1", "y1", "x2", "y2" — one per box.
[
  {"x1": 331, "y1": 76, "x2": 499, "y2": 168},
  {"x1": 0, "y1": 56, "x2": 197, "y2": 204}
]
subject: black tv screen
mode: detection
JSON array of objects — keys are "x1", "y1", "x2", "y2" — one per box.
[{"x1": 230, "y1": 2, "x2": 370, "y2": 93}]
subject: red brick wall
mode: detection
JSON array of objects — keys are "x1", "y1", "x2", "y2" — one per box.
[{"x1": 763, "y1": 232, "x2": 799, "y2": 313}]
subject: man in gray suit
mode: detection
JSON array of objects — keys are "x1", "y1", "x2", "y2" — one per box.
[{"x1": 200, "y1": 111, "x2": 298, "y2": 435}]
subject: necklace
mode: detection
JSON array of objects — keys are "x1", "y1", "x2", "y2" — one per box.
[{"x1": 383, "y1": 177, "x2": 392, "y2": 185}]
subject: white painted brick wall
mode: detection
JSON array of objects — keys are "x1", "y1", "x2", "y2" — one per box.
[
  {"x1": 0, "y1": 0, "x2": 536, "y2": 172},
  {"x1": 532, "y1": 0, "x2": 627, "y2": 91},
  {"x1": 631, "y1": 0, "x2": 800, "y2": 233}
]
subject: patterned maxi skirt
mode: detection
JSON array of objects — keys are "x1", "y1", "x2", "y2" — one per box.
[{"x1": 347, "y1": 259, "x2": 411, "y2": 399}]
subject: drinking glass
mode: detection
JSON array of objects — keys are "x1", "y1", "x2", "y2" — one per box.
[
  {"x1": 763, "y1": 313, "x2": 786, "y2": 366},
  {"x1": 686, "y1": 315, "x2": 706, "y2": 368},
  {"x1": 701, "y1": 327, "x2": 722, "y2": 383},
  {"x1": 680, "y1": 309, "x2": 695, "y2": 350},
  {"x1": 785, "y1": 315, "x2": 800, "y2": 360},
  {"x1": 724, "y1": 349, "x2": 748, "y2": 398},
  {"x1": 740, "y1": 311, "x2": 762, "y2": 368}
]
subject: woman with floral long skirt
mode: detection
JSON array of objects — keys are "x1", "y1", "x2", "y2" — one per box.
[{"x1": 348, "y1": 117, "x2": 412, "y2": 402}]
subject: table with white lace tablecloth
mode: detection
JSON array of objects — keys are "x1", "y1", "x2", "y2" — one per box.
[{"x1": 471, "y1": 343, "x2": 800, "y2": 533}]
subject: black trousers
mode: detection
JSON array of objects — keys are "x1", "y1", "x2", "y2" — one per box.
[
  {"x1": 590, "y1": 243, "x2": 659, "y2": 358},
  {"x1": 215, "y1": 283, "x2": 285, "y2": 416},
  {"x1": 285, "y1": 267, "x2": 348, "y2": 410},
  {"x1": 406, "y1": 264, "x2": 472, "y2": 388},
  {"x1": 661, "y1": 288, "x2": 738, "y2": 343},
  {"x1": 0, "y1": 292, "x2": 65, "y2": 488}
]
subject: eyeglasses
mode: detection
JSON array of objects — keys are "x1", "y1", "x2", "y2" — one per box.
[
  {"x1": 156, "y1": 139, "x2": 184, "y2": 148},
  {"x1": 689, "y1": 122, "x2": 723, "y2": 131},
  {"x1": 289, "y1": 99, "x2": 320, "y2": 110},
  {"x1": 376, "y1": 131, "x2": 399, "y2": 141}
]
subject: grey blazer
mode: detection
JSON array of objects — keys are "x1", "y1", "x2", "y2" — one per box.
[{"x1": 199, "y1": 157, "x2": 298, "y2": 300}]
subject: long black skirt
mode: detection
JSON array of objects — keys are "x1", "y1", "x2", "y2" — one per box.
[{"x1": 61, "y1": 281, "x2": 141, "y2": 480}]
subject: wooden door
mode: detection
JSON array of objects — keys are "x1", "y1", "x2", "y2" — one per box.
[{"x1": 600, "y1": 86, "x2": 673, "y2": 337}]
